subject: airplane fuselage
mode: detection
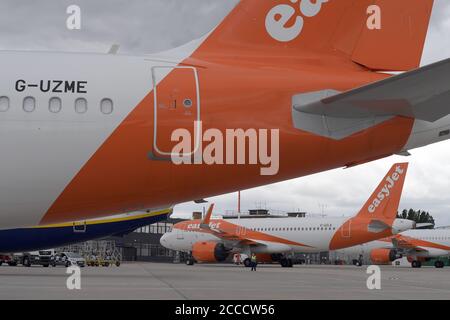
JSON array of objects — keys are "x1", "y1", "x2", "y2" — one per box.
[
  {"x1": 161, "y1": 217, "x2": 413, "y2": 254},
  {"x1": 0, "y1": 46, "x2": 448, "y2": 228},
  {"x1": 335, "y1": 229, "x2": 450, "y2": 261}
]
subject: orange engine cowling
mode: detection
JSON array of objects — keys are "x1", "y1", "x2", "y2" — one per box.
[
  {"x1": 192, "y1": 241, "x2": 229, "y2": 263},
  {"x1": 370, "y1": 248, "x2": 400, "y2": 264}
]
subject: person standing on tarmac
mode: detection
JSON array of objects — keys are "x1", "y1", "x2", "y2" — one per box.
[{"x1": 251, "y1": 253, "x2": 258, "y2": 271}]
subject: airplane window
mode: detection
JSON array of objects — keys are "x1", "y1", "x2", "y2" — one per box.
[
  {"x1": 75, "y1": 98, "x2": 88, "y2": 114},
  {"x1": 23, "y1": 96, "x2": 36, "y2": 113},
  {"x1": 49, "y1": 97, "x2": 62, "y2": 113},
  {"x1": 100, "y1": 98, "x2": 113, "y2": 114},
  {"x1": 0, "y1": 96, "x2": 9, "y2": 112}
]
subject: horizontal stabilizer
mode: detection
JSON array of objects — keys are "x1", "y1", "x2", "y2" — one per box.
[
  {"x1": 415, "y1": 223, "x2": 434, "y2": 229},
  {"x1": 294, "y1": 58, "x2": 450, "y2": 123},
  {"x1": 367, "y1": 219, "x2": 390, "y2": 233}
]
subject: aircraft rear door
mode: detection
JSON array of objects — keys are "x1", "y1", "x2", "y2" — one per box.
[
  {"x1": 149, "y1": 66, "x2": 201, "y2": 160},
  {"x1": 341, "y1": 220, "x2": 351, "y2": 238}
]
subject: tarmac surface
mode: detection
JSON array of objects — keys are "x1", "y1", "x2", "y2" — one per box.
[{"x1": 0, "y1": 262, "x2": 449, "y2": 300}]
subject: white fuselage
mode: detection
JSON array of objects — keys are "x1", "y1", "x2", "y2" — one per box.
[
  {"x1": 334, "y1": 229, "x2": 450, "y2": 260},
  {"x1": 161, "y1": 217, "x2": 413, "y2": 254}
]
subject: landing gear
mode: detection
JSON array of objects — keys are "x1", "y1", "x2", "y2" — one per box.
[
  {"x1": 435, "y1": 260, "x2": 445, "y2": 269},
  {"x1": 23, "y1": 257, "x2": 31, "y2": 267},
  {"x1": 186, "y1": 258, "x2": 195, "y2": 266},
  {"x1": 411, "y1": 260, "x2": 422, "y2": 268},
  {"x1": 280, "y1": 258, "x2": 293, "y2": 268},
  {"x1": 352, "y1": 259, "x2": 363, "y2": 267}
]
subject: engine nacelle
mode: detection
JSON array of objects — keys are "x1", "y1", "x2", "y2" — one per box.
[
  {"x1": 370, "y1": 248, "x2": 400, "y2": 264},
  {"x1": 192, "y1": 241, "x2": 229, "y2": 263}
]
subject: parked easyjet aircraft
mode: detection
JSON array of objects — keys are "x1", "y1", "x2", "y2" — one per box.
[
  {"x1": 160, "y1": 163, "x2": 415, "y2": 267},
  {"x1": 0, "y1": 0, "x2": 447, "y2": 229},
  {"x1": 334, "y1": 229, "x2": 450, "y2": 269}
]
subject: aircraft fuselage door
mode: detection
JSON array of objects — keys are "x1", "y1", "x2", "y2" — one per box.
[
  {"x1": 341, "y1": 220, "x2": 351, "y2": 238},
  {"x1": 150, "y1": 66, "x2": 201, "y2": 160},
  {"x1": 176, "y1": 230, "x2": 184, "y2": 240}
]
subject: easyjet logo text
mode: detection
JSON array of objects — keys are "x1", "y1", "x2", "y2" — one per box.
[
  {"x1": 265, "y1": 0, "x2": 329, "y2": 42},
  {"x1": 187, "y1": 222, "x2": 222, "y2": 230},
  {"x1": 368, "y1": 166, "x2": 404, "y2": 214}
]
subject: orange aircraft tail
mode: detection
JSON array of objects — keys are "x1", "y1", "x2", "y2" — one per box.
[
  {"x1": 329, "y1": 163, "x2": 409, "y2": 250},
  {"x1": 201, "y1": 0, "x2": 434, "y2": 71},
  {"x1": 356, "y1": 163, "x2": 408, "y2": 223}
]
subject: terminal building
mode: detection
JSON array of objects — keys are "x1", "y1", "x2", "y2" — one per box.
[{"x1": 107, "y1": 218, "x2": 184, "y2": 262}]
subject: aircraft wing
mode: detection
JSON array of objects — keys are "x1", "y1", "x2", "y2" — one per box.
[
  {"x1": 391, "y1": 235, "x2": 429, "y2": 254},
  {"x1": 294, "y1": 58, "x2": 450, "y2": 122},
  {"x1": 206, "y1": 227, "x2": 268, "y2": 247},
  {"x1": 198, "y1": 204, "x2": 246, "y2": 243},
  {"x1": 198, "y1": 205, "x2": 306, "y2": 250}
]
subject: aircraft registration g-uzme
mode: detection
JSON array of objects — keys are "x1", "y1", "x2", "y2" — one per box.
[
  {"x1": 0, "y1": 0, "x2": 448, "y2": 229},
  {"x1": 335, "y1": 229, "x2": 450, "y2": 269},
  {"x1": 160, "y1": 164, "x2": 415, "y2": 267}
]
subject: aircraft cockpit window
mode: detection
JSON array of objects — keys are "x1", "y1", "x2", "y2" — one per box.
[
  {"x1": 0, "y1": 96, "x2": 9, "y2": 112},
  {"x1": 49, "y1": 97, "x2": 62, "y2": 113},
  {"x1": 75, "y1": 98, "x2": 88, "y2": 114},
  {"x1": 100, "y1": 98, "x2": 113, "y2": 114},
  {"x1": 23, "y1": 96, "x2": 36, "y2": 113}
]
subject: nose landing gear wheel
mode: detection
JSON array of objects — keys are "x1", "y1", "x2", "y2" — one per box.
[
  {"x1": 280, "y1": 259, "x2": 293, "y2": 268},
  {"x1": 186, "y1": 258, "x2": 195, "y2": 266},
  {"x1": 23, "y1": 257, "x2": 31, "y2": 267}
]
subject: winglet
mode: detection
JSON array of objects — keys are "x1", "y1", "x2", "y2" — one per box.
[{"x1": 200, "y1": 204, "x2": 214, "y2": 229}]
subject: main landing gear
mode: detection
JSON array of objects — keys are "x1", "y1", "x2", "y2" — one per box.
[
  {"x1": 280, "y1": 258, "x2": 293, "y2": 268},
  {"x1": 243, "y1": 258, "x2": 252, "y2": 268},
  {"x1": 186, "y1": 257, "x2": 195, "y2": 266}
]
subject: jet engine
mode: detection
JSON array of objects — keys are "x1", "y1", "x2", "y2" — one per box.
[
  {"x1": 370, "y1": 248, "x2": 401, "y2": 264},
  {"x1": 192, "y1": 241, "x2": 229, "y2": 263}
]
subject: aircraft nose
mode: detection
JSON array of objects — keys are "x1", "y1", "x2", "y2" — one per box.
[{"x1": 160, "y1": 233, "x2": 169, "y2": 248}]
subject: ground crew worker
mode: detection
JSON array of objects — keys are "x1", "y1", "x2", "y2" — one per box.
[{"x1": 251, "y1": 253, "x2": 257, "y2": 271}]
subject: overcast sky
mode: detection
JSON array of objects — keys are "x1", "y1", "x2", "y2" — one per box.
[{"x1": 1, "y1": 1, "x2": 450, "y2": 225}]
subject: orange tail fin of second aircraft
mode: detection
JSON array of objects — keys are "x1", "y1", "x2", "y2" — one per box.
[
  {"x1": 356, "y1": 163, "x2": 408, "y2": 223},
  {"x1": 329, "y1": 163, "x2": 408, "y2": 250},
  {"x1": 200, "y1": 0, "x2": 433, "y2": 71}
]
